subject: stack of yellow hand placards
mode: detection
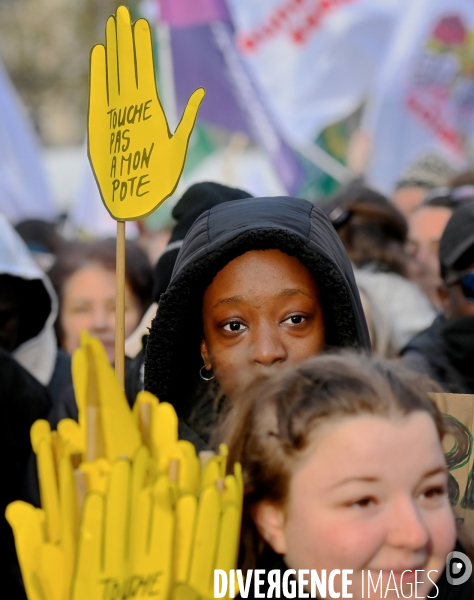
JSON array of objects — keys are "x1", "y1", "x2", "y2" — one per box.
[{"x1": 7, "y1": 333, "x2": 242, "y2": 600}]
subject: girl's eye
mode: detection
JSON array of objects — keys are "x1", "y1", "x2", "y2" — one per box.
[
  {"x1": 283, "y1": 315, "x2": 306, "y2": 325},
  {"x1": 352, "y1": 497, "x2": 376, "y2": 509},
  {"x1": 223, "y1": 321, "x2": 246, "y2": 332},
  {"x1": 420, "y1": 486, "x2": 446, "y2": 500}
]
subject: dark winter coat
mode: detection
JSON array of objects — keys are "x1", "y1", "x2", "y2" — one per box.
[
  {"x1": 0, "y1": 348, "x2": 51, "y2": 600},
  {"x1": 402, "y1": 315, "x2": 474, "y2": 394}
]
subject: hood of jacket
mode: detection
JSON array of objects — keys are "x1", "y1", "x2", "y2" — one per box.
[
  {"x1": 145, "y1": 197, "x2": 370, "y2": 416},
  {"x1": 0, "y1": 213, "x2": 58, "y2": 385}
]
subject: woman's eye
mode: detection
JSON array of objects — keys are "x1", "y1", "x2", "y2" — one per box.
[
  {"x1": 420, "y1": 486, "x2": 446, "y2": 500},
  {"x1": 283, "y1": 315, "x2": 306, "y2": 325},
  {"x1": 71, "y1": 306, "x2": 90, "y2": 314},
  {"x1": 223, "y1": 321, "x2": 245, "y2": 332},
  {"x1": 352, "y1": 497, "x2": 376, "y2": 509}
]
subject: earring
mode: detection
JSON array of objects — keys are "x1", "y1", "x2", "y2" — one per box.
[{"x1": 199, "y1": 365, "x2": 215, "y2": 381}]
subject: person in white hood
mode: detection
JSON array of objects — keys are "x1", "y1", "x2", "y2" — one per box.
[{"x1": 0, "y1": 214, "x2": 71, "y2": 403}]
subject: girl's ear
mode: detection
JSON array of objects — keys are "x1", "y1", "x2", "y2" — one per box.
[
  {"x1": 200, "y1": 338, "x2": 211, "y2": 369},
  {"x1": 251, "y1": 501, "x2": 287, "y2": 555}
]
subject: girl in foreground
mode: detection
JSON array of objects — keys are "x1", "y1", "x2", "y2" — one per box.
[{"x1": 221, "y1": 353, "x2": 472, "y2": 599}]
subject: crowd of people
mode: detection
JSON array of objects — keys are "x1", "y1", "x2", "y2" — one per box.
[{"x1": 2, "y1": 158, "x2": 474, "y2": 598}]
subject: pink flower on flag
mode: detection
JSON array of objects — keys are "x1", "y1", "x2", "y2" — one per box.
[{"x1": 432, "y1": 15, "x2": 467, "y2": 46}]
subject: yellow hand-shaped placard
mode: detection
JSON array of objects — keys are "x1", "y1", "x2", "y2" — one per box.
[
  {"x1": 9, "y1": 336, "x2": 243, "y2": 600},
  {"x1": 88, "y1": 6, "x2": 205, "y2": 221},
  {"x1": 8, "y1": 448, "x2": 242, "y2": 600}
]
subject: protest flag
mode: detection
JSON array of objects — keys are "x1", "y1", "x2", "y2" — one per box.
[
  {"x1": 156, "y1": 0, "x2": 305, "y2": 194},
  {"x1": 364, "y1": 0, "x2": 474, "y2": 193},
  {"x1": 225, "y1": 0, "x2": 401, "y2": 161},
  {"x1": 0, "y1": 58, "x2": 56, "y2": 223}
]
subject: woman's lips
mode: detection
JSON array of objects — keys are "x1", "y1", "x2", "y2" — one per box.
[{"x1": 97, "y1": 337, "x2": 115, "y2": 348}]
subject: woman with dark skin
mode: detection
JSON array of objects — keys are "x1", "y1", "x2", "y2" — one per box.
[
  {"x1": 200, "y1": 249, "x2": 326, "y2": 398},
  {"x1": 145, "y1": 196, "x2": 370, "y2": 444}
]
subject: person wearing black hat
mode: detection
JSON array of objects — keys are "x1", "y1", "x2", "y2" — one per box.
[{"x1": 402, "y1": 202, "x2": 474, "y2": 393}]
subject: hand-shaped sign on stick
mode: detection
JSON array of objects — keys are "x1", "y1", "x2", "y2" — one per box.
[{"x1": 88, "y1": 6, "x2": 204, "y2": 386}]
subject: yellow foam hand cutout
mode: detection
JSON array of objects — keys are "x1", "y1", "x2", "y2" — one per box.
[
  {"x1": 9, "y1": 452, "x2": 242, "y2": 600},
  {"x1": 7, "y1": 456, "x2": 174, "y2": 600},
  {"x1": 9, "y1": 336, "x2": 243, "y2": 600},
  {"x1": 88, "y1": 5, "x2": 205, "y2": 221}
]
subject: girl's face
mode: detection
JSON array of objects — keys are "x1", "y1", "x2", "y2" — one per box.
[
  {"x1": 61, "y1": 264, "x2": 141, "y2": 364},
  {"x1": 254, "y1": 413, "x2": 455, "y2": 600},
  {"x1": 200, "y1": 249, "x2": 325, "y2": 398}
]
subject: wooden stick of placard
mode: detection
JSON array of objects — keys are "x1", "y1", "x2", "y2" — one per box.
[{"x1": 115, "y1": 220, "x2": 126, "y2": 389}]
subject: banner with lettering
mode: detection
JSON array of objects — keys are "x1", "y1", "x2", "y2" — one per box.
[
  {"x1": 431, "y1": 393, "x2": 474, "y2": 537},
  {"x1": 225, "y1": 0, "x2": 401, "y2": 147},
  {"x1": 365, "y1": 0, "x2": 474, "y2": 193},
  {"x1": 156, "y1": 0, "x2": 305, "y2": 194}
]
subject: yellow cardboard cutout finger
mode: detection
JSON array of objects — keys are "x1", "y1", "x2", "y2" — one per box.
[
  {"x1": 58, "y1": 451, "x2": 78, "y2": 587},
  {"x1": 30, "y1": 421, "x2": 61, "y2": 544},
  {"x1": 57, "y1": 419, "x2": 83, "y2": 456},
  {"x1": 70, "y1": 492, "x2": 104, "y2": 599},
  {"x1": 188, "y1": 485, "x2": 221, "y2": 596},
  {"x1": 6, "y1": 503, "x2": 48, "y2": 600},
  {"x1": 72, "y1": 332, "x2": 141, "y2": 461},
  {"x1": 173, "y1": 494, "x2": 198, "y2": 582},
  {"x1": 88, "y1": 6, "x2": 205, "y2": 221},
  {"x1": 87, "y1": 336, "x2": 141, "y2": 459}
]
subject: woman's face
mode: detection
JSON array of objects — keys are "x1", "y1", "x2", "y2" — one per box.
[
  {"x1": 254, "y1": 413, "x2": 455, "y2": 600},
  {"x1": 60, "y1": 263, "x2": 141, "y2": 364},
  {"x1": 200, "y1": 249, "x2": 325, "y2": 398}
]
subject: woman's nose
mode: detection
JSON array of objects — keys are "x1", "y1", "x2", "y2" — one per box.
[
  {"x1": 251, "y1": 325, "x2": 287, "y2": 366},
  {"x1": 89, "y1": 305, "x2": 111, "y2": 331},
  {"x1": 386, "y1": 497, "x2": 430, "y2": 551}
]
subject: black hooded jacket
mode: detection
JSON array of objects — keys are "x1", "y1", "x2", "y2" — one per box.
[{"x1": 145, "y1": 197, "x2": 370, "y2": 428}]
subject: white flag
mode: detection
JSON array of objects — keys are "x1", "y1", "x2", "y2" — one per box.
[
  {"x1": 69, "y1": 152, "x2": 138, "y2": 238},
  {"x1": 226, "y1": 0, "x2": 402, "y2": 146},
  {"x1": 365, "y1": 0, "x2": 474, "y2": 193},
  {"x1": 0, "y1": 59, "x2": 56, "y2": 223}
]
